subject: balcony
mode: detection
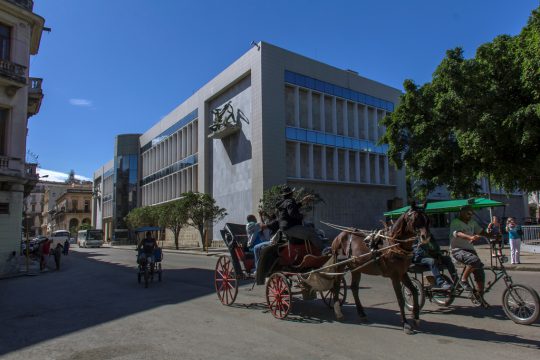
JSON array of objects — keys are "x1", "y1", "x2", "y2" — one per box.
[
  {"x1": 28, "y1": 77, "x2": 43, "y2": 116},
  {"x1": 0, "y1": 58, "x2": 27, "y2": 87},
  {"x1": 5, "y1": 0, "x2": 34, "y2": 11},
  {"x1": 0, "y1": 156, "x2": 23, "y2": 177}
]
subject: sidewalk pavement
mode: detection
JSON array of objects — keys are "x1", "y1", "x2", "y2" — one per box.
[{"x1": 107, "y1": 243, "x2": 540, "y2": 272}]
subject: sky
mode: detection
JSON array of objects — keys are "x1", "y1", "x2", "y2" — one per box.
[{"x1": 27, "y1": 0, "x2": 540, "y2": 178}]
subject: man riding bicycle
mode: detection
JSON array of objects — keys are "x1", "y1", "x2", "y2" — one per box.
[{"x1": 137, "y1": 231, "x2": 158, "y2": 266}]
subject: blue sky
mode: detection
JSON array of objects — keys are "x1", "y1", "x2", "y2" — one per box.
[{"x1": 28, "y1": 0, "x2": 539, "y2": 178}]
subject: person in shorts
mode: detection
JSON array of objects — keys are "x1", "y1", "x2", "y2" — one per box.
[{"x1": 449, "y1": 206, "x2": 489, "y2": 294}]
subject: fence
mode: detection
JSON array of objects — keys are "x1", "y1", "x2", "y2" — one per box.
[{"x1": 521, "y1": 225, "x2": 540, "y2": 253}]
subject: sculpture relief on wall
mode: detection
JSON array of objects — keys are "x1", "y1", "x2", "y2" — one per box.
[{"x1": 208, "y1": 100, "x2": 242, "y2": 139}]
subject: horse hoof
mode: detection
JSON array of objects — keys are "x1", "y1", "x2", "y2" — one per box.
[
  {"x1": 335, "y1": 313, "x2": 344, "y2": 321},
  {"x1": 403, "y1": 324, "x2": 415, "y2": 335}
]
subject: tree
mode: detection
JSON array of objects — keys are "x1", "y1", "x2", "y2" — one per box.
[
  {"x1": 79, "y1": 223, "x2": 92, "y2": 231},
  {"x1": 125, "y1": 206, "x2": 159, "y2": 230},
  {"x1": 183, "y1": 192, "x2": 227, "y2": 251},
  {"x1": 381, "y1": 6, "x2": 540, "y2": 197},
  {"x1": 258, "y1": 184, "x2": 324, "y2": 218},
  {"x1": 156, "y1": 199, "x2": 189, "y2": 250}
]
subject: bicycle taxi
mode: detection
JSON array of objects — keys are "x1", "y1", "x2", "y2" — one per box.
[
  {"x1": 385, "y1": 198, "x2": 540, "y2": 325},
  {"x1": 135, "y1": 226, "x2": 163, "y2": 288},
  {"x1": 214, "y1": 223, "x2": 347, "y2": 319}
]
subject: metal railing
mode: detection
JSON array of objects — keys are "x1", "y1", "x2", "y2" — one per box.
[
  {"x1": 5, "y1": 0, "x2": 34, "y2": 11},
  {"x1": 0, "y1": 58, "x2": 27, "y2": 83},
  {"x1": 521, "y1": 225, "x2": 540, "y2": 253},
  {"x1": 29, "y1": 77, "x2": 42, "y2": 91}
]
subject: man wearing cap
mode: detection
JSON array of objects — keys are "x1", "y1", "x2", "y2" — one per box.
[
  {"x1": 276, "y1": 186, "x2": 322, "y2": 251},
  {"x1": 449, "y1": 206, "x2": 489, "y2": 295}
]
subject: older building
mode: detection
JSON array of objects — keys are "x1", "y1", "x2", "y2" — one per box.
[
  {"x1": 41, "y1": 182, "x2": 68, "y2": 235},
  {"x1": 95, "y1": 42, "x2": 406, "y2": 246},
  {"x1": 51, "y1": 183, "x2": 92, "y2": 235},
  {"x1": 0, "y1": 0, "x2": 44, "y2": 272}
]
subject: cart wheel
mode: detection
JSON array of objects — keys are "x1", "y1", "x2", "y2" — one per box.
[
  {"x1": 502, "y1": 284, "x2": 540, "y2": 325},
  {"x1": 214, "y1": 256, "x2": 238, "y2": 305},
  {"x1": 402, "y1": 278, "x2": 425, "y2": 312},
  {"x1": 266, "y1": 273, "x2": 292, "y2": 319},
  {"x1": 431, "y1": 274, "x2": 455, "y2": 307},
  {"x1": 320, "y1": 276, "x2": 347, "y2": 308},
  {"x1": 158, "y1": 263, "x2": 162, "y2": 282},
  {"x1": 144, "y1": 265, "x2": 149, "y2": 288}
]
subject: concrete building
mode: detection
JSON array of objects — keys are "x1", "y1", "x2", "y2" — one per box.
[
  {"x1": 0, "y1": 0, "x2": 44, "y2": 272},
  {"x1": 95, "y1": 42, "x2": 406, "y2": 246},
  {"x1": 41, "y1": 182, "x2": 68, "y2": 235}
]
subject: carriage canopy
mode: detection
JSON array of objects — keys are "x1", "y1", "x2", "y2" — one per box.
[{"x1": 384, "y1": 197, "x2": 505, "y2": 219}]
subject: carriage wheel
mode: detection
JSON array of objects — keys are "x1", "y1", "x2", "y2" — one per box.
[
  {"x1": 431, "y1": 274, "x2": 455, "y2": 307},
  {"x1": 502, "y1": 284, "x2": 540, "y2": 325},
  {"x1": 402, "y1": 278, "x2": 425, "y2": 312},
  {"x1": 214, "y1": 256, "x2": 238, "y2": 306},
  {"x1": 320, "y1": 276, "x2": 347, "y2": 308},
  {"x1": 266, "y1": 273, "x2": 292, "y2": 319}
]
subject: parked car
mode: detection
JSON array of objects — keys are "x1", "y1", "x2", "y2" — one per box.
[{"x1": 69, "y1": 237, "x2": 76, "y2": 244}]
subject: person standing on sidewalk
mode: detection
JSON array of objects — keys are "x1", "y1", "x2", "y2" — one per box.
[
  {"x1": 39, "y1": 238, "x2": 51, "y2": 272},
  {"x1": 487, "y1": 216, "x2": 503, "y2": 257},
  {"x1": 506, "y1": 217, "x2": 522, "y2": 264}
]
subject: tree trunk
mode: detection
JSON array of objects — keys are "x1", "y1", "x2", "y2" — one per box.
[{"x1": 174, "y1": 228, "x2": 180, "y2": 250}]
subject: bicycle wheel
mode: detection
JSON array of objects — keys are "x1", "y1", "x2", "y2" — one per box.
[
  {"x1": 431, "y1": 274, "x2": 455, "y2": 307},
  {"x1": 144, "y1": 265, "x2": 149, "y2": 288},
  {"x1": 402, "y1": 278, "x2": 425, "y2": 312},
  {"x1": 502, "y1": 284, "x2": 540, "y2": 325}
]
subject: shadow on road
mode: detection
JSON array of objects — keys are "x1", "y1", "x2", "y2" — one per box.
[{"x1": 0, "y1": 251, "x2": 216, "y2": 356}]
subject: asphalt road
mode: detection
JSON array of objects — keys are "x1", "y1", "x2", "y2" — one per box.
[{"x1": 1, "y1": 247, "x2": 539, "y2": 360}]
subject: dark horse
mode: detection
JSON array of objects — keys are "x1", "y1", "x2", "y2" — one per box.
[{"x1": 330, "y1": 203, "x2": 430, "y2": 334}]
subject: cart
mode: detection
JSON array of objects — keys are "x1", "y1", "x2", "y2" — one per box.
[
  {"x1": 135, "y1": 226, "x2": 163, "y2": 288},
  {"x1": 214, "y1": 223, "x2": 348, "y2": 319},
  {"x1": 385, "y1": 198, "x2": 540, "y2": 325}
]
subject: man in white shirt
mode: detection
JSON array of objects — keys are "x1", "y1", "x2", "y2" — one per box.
[{"x1": 450, "y1": 206, "x2": 489, "y2": 295}]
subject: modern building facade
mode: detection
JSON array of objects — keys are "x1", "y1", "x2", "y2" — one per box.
[
  {"x1": 0, "y1": 0, "x2": 44, "y2": 272},
  {"x1": 93, "y1": 135, "x2": 140, "y2": 241},
  {"x1": 95, "y1": 42, "x2": 406, "y2": 245}
]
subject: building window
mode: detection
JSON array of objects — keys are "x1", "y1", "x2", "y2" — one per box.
[
  {"x1": 72, "y1": 199, "x2": 78, "y2": 211},
  {"x1": 0, "y1": 202, "x2": 8, "y2": 214},
  {"x1": 0, "y1": 24, "x2": 10, "y2": 60},
  {"x1": 0, "y1": 108, "x2": 8, "y2": 156},
  {"x1": 84, "y1": 200, "x2": 90, "y2": 212},
  {"x1": 31, "y1": 204, "x2": 35, "y2": 213}
]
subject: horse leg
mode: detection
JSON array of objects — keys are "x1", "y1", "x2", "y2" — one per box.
[
  {"x1": 332, "y1": 276, "x2": 344, "y2": 321},
  {"x1": 401, "y1": 273, "x2": 420, "y2": 328},
  {"x1": 350, "y1": 271, "x2": 368, "y2": 322},
  {"x1": 391, "y1": 277, "x2": 414, "y2": 335}
]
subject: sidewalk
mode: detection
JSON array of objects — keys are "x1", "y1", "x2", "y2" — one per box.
[{"x1": 107, "y1": 243, "x2": 540, "y2": 272}]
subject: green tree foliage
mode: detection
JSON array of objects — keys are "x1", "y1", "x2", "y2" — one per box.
[
  {"x1": 381, "y1": 7, "x2": 540, "y2": 197},
  {"x1": 79, "y1": 223, "x2": 92, "y2": 231},
  {"x1": 258, "y1": 184, "x2": 324, "y2": 217},
  {"x1": 125, "y1": 206, "x2": 159, "y2": 229},
  {"x1": 156, "y1": 199, "x2": 189, "y2": 250},
  {"x1": 183, "y1": 192, "x2": 227, "y2": 251}
]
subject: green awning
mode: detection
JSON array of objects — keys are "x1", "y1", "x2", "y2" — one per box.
[{"x1": 384, "y1": 198, "x2": 505, "y2": 218}]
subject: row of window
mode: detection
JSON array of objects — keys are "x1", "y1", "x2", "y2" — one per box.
[
  {"x1": 286, "y1": 127, "x2": 388, "y2": 155},
  {"x1": 141, "y1": 154, "x2": 198, "y2": 186},
  {"x1": 140, "y1": 109, "x2": 198, "y2": 153},
  {"x1": 285, "y1": 70, "x2": 394, "y2": 112},
  {"x1": 141, "y1": 165, "x2": 198, "y2": 206}
]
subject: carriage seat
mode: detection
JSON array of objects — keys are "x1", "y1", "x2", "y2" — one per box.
[{"x1": 295, "y1": 254, "x2": 331, "y2": 270}]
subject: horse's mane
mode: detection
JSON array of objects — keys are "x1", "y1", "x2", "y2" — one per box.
[{"x1": 389, "y1": 211, "x2": 409, "y2": 240}]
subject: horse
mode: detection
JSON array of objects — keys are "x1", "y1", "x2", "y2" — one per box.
[{"x1": 330, "y1": 202, "x2": 430, "y2": 334}]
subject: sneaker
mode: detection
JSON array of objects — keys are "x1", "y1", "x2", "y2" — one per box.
[
  {"x1": 459, "y1": 281, "x2": 473, "y2": 291},
  {"x1": 440, "y1": 282, "x2": 452, "y2": 290}
]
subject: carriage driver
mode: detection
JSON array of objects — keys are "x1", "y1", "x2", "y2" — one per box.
[
  {"x1": 137, "y1": 231, "x2": 158, "y2": 264},
  {"x1": 449, "y1": 206, "x2": 489, "y2": 295},
  {"x1": 276, "y1": 186, "x2": 322, "y2": 251}
]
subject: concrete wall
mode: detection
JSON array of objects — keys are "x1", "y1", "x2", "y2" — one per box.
[{"x1": 210, "y1": 75, "x2": 253, "y2": 238}]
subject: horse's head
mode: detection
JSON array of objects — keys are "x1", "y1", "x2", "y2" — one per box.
[{"x1": 391, "y1": 201, "x2": 430, "y2": 243}]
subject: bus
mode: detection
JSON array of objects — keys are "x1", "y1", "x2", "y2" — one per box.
[{"x1": 77, "y1": 229, "x2": 104, "y2": 248}]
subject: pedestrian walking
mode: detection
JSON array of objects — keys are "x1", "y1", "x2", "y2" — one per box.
[
  {"x1": 63, "y1": 239, "x2": 70, "y2": 255},
  {"x1": 53, "y1": 244, "x2": 62, "y2": 270},
  {"x1": 506, "y1": 217, "x2": 522, "y2": 264},
  {"x1": 39, "y1": 238, "x2": 51, "y2": 272},
  {"x1": 487, "y1": 216, "x2": 503, "y2": 257}
]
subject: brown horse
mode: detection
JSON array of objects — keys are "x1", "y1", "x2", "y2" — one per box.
[{"x1": 330, "y1": 203, "x2": 430, "y2": 334}]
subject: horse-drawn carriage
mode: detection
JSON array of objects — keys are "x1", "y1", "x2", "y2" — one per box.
[{"x1": 214, "y1": 223, "x2": 347, "y2": 319}]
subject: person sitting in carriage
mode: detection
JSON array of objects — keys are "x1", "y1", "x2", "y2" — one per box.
[
  {"x1": 276, "y1": 186, "x2": 322, "y2": 251},
  {"x1": 137, "y1": 231, "x2": 158, "y2": 265},
  {"x1": 413, "y1": 233, "x2": 457, "y2": 290}
]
